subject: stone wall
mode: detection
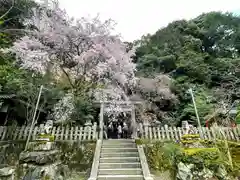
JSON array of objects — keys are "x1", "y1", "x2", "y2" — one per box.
[
  {"x1": 0, "y1": 142, "x2": 25, "y2": 179},
  {"x1": 139, "y1": 139, "x2": 240, "y2": 180},
  {"x1": 0, "y1": 141, "x2": 95, "y2": 180}
]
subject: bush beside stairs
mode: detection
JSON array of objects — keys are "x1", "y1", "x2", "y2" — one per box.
[{"x1": 89, "y1": 139, "x2": 153, "y2": 180}]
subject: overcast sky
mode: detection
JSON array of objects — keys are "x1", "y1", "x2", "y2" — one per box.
[{"x1": 39, "y1": 0, "x2": 240, "y2": 42}]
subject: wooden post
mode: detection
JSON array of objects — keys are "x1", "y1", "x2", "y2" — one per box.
[
  {"x1": 165, "y1": 125, "x2": 170, "y2": 140},
  {"x1": 32, "y1": 126, "x2": 38, "y2": 141},
  {"x1": 74, "y1": 126, "x2": 78, "y2": 141},
  {"x1": 1, "y1": 127, "x2": 7, "y2": 140},
  {"x1": 145, "y1": 125, "x2": 148, "y2": 139},
  {"x1": 13, "y1": 127, "x2": 19, "y2": 140},
  {"x1": 60, "y1": 126, "x2": 65, "y2": 141},
  {"x1": 70, "y1": 126, "x2": 74, "y2": 141},
  {"x1": 87, "y1": 125, "x2": 92, "y2": 140},
  {"x1": 139, "y1": 123, "x2": 143, "y2": 138},
  {"x1": 157, "y1": 127, "x2": 161, "y2": 140},
  {"x1": 65, "y1": 125, "x2": 69, "y2": 141},
  {"x1": 83, "y1": 126, "x2": 87, "y2": 140},
  {"x1": 79, "y1": 127, "x2": 83, "y2": 141},
  {"x1": 131, "y1": 104, "x2": 136, "y2": 138},
  {"x1": 92, "y1": 122, "x2": 97, "y2": 140},
  {"x1": 99, "y1": 102, "x2": 104, "y2": 140},
  {"x1": 25, "y1": 85, "x2": 43, "y2": 151},
  {"x1": 56, "y1": 126, "x2": 60, "y2": 141}
]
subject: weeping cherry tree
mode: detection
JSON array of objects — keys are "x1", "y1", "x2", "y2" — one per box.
[{"x1": 5, "y1": 0, "x2": 137, "y2": 122}]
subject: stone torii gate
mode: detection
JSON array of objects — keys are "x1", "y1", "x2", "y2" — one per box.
[{"x1": 94, "y1": 101, "x2": 143, "y2": 140}]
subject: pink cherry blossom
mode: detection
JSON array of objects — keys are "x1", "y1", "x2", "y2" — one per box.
[{"x1": 5, "y1": 0, "x2": 137, "y2": 121}]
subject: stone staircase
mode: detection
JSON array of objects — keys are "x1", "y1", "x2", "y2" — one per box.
[{"x1": 97, "y1": 139, "x2": 144, "y2": 180}]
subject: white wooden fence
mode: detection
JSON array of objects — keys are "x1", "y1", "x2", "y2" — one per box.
[
  {"x1": 1, "y1": 123, "x2": 240, "y2": 142},
  {"x1": 0, "y1": 122, "x2": 98, "y2": 141},
  {"x1": 138, "y1": 124, "x2": 240, "y2": 141}
]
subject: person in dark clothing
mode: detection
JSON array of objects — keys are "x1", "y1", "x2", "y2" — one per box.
[
  {"x1": 122, "y1": 122, "x2": 128, "y2": 139},
  {"x1": 112, "y1": 121, "x2": 118, "y2": 139}
]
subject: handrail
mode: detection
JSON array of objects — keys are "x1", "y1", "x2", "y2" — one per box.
[
  {"x1": 137, "y1": 144, "x2": 153, "y2": 180},
  {"x1": 88, "y1": 139, "x2": 102, "y2": 180}
]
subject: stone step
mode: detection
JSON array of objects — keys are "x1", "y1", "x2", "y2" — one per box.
[
  {"x1": 100, "y1": 157, "x2": 140, "y2": 163},
  {"x1": 100, "y1": 152, "x2": 139, "y2": 158},
  {"x1": 102, "y1": 140, "x2": 135, "y2": 144},
  {"x1": 99, "y1": 163, "x2": 141, "y2": 169},
  {"x1": 97, "y1": 175, "x2": 144, "y2": 180},
  {"x1": 98, "y1": 168, "x2": 142, "y2": 175},
  {"x1": 103, "y1": 139, "x2": 135, "y2": 143},
  {"x1": 102, "y1": 143, "x2": 136, "y2": 148},
  {"x1": 101, "y1": 148, "x2": 138, "y2": 153},
  {"x1": 103, "y1": 139, "x2": 134, "y2": 141}
]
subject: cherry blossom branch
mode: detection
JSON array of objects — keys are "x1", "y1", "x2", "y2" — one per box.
[
  {"x1": 60, "y1": 66, "x2": 75, "y2": 88},
  {"x1": 2, "y1": 1, "x2": 137, "y2": 123},
  {"x1": 0, "y1": 2, "x2": 14, "y2": 20}
]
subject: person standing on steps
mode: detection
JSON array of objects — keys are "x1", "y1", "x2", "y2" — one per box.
[
  {"x1": 103, "y1": 123, "x2": 108, "y2": 139},
  {"x1": 113, "y1": 121, "x2": 118, "y2": 139},
  {"x1": 137, "y1": 128, "x2": 142, "y2": 138},
  {"x1": 107, "y1": 122, "x2": 113, "y2": 139},
  {"x1": 122, "y1": 121, "x2": 128, "y2": 139},
  {"x1": 117, "y1": 123, "x2": 122, "y2": 139}
]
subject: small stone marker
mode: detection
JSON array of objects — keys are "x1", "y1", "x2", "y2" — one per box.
[{"x1": 33, "y1": 121, "x2": 55, "y2": 151}]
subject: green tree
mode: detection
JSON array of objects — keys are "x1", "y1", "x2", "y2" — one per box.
[{"x1": 135, "y1": 12, "x2": 240, "y2": 125}]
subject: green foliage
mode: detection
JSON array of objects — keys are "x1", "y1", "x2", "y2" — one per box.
[
  {"x1": 70, "y1": 96, "x2": 96, "y2": 125},
  {"x1": 0, "y1": 57, "x2": 64, "y2": 124},
  {"x1": 0, "y1": 142, "x2": 25, "y2": 166},
  {"x1": 145, "y1": 140, "x2": 240, "y2": 179},
  {"x1": 0, "y1": 32, "x2": 11, "y2": 47},
  {"x1": 37, "y1": 134, "x2": 55, "y2": 142},
  {"x1": 236, "y1": 106, "x2": 240, "y2": 124},
  {"x1": 0, "y1": 63, "x2": 26, "y2": 93},
  {"x1": 0, "y1": 0, "x2": 48, "y2": 125},
  {"x1": 42, "y1": 175, "x2": 51, "y2": 180},
  {"x1": 181, "y1": 134, "x2": 200, "y2": 139},
  {"x1": 57, "y1": 142, "x2": 95, "y2": 172},
  {"x1": 135, "y1": 12, "x2": 240, "y2": 124},
  {"x1": 0, "y1": 0, "x2": 37, "y2": 49},
  {"x1": 135, "y1": 139, "x2": 143, "y2": 145},
  {"x1": 144, "y1": 141, "x2": 181, "y2": 178},
  {"x1": 182, "y1": 89, "x2": 215, "y2": 125},
  {"x1": 183, "y1": 148, "x2": 218, "y2": 156},
  {"x1": 55, "y1": 74, "x2": 98, "y2": 125},
  {"x1": 0, "y1": 0, "x2": 36, "y2": 29}
]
